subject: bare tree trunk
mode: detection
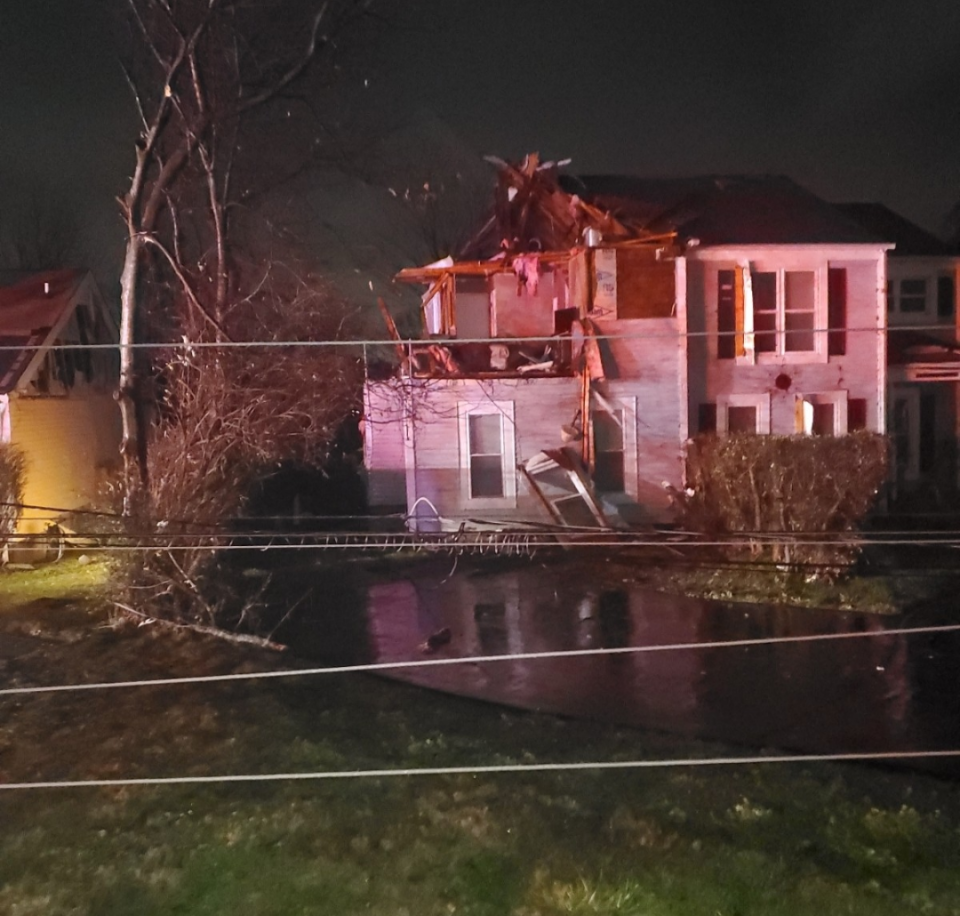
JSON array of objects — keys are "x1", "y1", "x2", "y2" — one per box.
[{"x1": 118, "y1": 230, "x2": 144, "y2": 505}]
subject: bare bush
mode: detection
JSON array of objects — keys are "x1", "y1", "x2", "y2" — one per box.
[
  {"x1": 124, "y1": 278, "x2": 362, "y2": 630},
  {"x1": 680, "y1": 432, "x2": 889, "y2": 571}
]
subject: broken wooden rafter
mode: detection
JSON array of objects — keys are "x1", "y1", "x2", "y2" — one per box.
[{"x1": 376, "y1": 296, "x2": 406, "y2": 362}]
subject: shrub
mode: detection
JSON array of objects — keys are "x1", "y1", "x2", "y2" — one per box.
[
  {"x1": 0, "y1": 444, "x2": 26, "y2": 545},
  {"x1": 680, "y1": 432, "x2": 889, "y2": 570}
]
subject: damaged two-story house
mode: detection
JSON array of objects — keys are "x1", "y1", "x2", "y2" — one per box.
[{"x1": 363, "y1": 156, "x2": 892, "y2": 530}]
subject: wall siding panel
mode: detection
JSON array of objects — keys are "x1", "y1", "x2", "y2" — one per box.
[{"x1": 366, "y1": 373, "x2": 683, "y2": 526}]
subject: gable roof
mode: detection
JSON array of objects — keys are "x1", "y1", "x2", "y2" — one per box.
[
  {"x1": 834, "y1": 202, "x2": 956, "y2": 257},
  {"x1": 564, "y1": 174, "x2": 887, "y2": 247},
  {"x1": 0, "y1": 269, "x2": 94, "y2": 393}
]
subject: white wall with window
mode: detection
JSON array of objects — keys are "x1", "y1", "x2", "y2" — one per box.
[
  {"x1": 457, "y1": 401, "x2": 517, "y2": 506},
  {"x1": 795, "y1": 391, "x2": 848, "y2": 436},
  {"x1": 716, "y1": 393, "x2": 770, "y2": 434},
  {"x1": 736, "y1": 262, "x2": 829, "y2": 363},
  {"x1": 708, "y1": 252, "x2": 864, "y2": 365}
]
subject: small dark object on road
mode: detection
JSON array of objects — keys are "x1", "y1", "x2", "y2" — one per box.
[{"x1": 421, "y1": 627, "x2": 452, "y2": 653}]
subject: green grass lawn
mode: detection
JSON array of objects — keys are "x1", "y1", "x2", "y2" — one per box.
[
  {"x1": 0, "y1": 555, "x2": 113, "y2": 612},
  {"x1": 2, "y1": 673, "x2": 959, "y2": 916},
  {"x1": 1, "y1": 557, "x2": 959, "y2": 914}
]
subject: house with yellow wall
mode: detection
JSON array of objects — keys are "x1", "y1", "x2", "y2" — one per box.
[{"x1": 0, "y1": 269, "x2": 120, "y2": 547}]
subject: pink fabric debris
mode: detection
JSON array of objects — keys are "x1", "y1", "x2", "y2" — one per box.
[{"x1": 513, "y1": 254, "x2": 540, "y2": 296}]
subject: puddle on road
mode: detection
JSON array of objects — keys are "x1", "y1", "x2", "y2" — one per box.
[{"x1": 284, "y1": 562, "x2": 960, "y2": 775}]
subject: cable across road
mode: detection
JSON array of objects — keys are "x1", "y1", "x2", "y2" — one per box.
[
  {"x1": 2, "y1": 622, "x2": 957, "y2": 699},
  {"x1": 2, "y1": 750, "x2": 960, "y2": 792}
]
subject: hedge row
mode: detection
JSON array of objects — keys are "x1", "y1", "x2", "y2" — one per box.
[{"x1": 680, "y1": 432, "x2": 889, "y2": 568}]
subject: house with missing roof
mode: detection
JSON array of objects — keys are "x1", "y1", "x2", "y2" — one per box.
[
  {"x1": 363, "y1": 157, "x2": 897, "y2": 530},
  {"x1": 0, "y1": 269, "x2": 120, "y2": 542}
]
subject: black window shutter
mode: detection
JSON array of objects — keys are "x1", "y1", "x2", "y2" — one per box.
[
  {"x1": 828, "y1": 267, "x2": 847, "y2": 356},
  {"x1": 717, "y1": 270, "x2": 736, "y2": 359},
  {"x1": 937, "y1": 275, "x2": 955, "y2": 319},
  {"x1": 698, "y1": 403, "x2": 717, "y2": 434},
  {"x1": 848, "y1": 398, "x2": 867, "y2": 431}
]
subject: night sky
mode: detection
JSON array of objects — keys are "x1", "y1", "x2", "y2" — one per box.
[{"x1": 3, "y1": 0, "x2": 960, "y2": 286}]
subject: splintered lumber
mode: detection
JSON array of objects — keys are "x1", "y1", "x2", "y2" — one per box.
[{"x1": 377, "y1": 297, "x2": 406, "y2": 361}]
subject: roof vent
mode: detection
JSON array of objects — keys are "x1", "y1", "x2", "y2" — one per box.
[{"x1": 43, "y1": 281, "x2": 50, "y2": 295}]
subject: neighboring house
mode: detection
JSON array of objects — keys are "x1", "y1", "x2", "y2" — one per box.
[
  {"x1": 364, "y1": 157, "x2": 891, "y2": 530},
  {"x1": 0, "y1": 269, "x2": 121, "y2": 537},
  {"x1": 836, "y1": 204, "x2": 960, "y2": 499}
]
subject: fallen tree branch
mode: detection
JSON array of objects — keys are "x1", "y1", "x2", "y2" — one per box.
[{"x1": 114, "y1": 601, "x2": 288, "y2": 652}]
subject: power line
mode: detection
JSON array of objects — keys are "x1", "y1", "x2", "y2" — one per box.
[
  {"x1": 8, "y1": 536, "x2": 960, "y2": 551},
  {"x1": 3, "y1": 749, "x2": 959, "y2": 792},
  {"x1": 2, "y1": 623, "x2": 957, "y2": 699},
  {"x1": 1, "y1": 322, "x2": 952, "y2": 353}
]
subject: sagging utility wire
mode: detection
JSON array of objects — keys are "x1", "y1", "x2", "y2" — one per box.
[
  {"x1": 1, "y1": 623, "x2": 957, "y2": 699},
  {"x1": 3, "y1": 749, "x2": 960, "y2": 792}
]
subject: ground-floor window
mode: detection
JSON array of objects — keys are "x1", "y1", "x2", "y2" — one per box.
[
  {"x1": 796, "y1": 391, "x2": 848, "y2": 436},
  {"x1": 592, "y1": 409, "x2": 625, "y2": 492},
  {"x1": 458, "y1": 401, "x2": 517, "y2": 504},
  {"x1": 716, "y1": 393, "x2": 771, "y2": 434}
]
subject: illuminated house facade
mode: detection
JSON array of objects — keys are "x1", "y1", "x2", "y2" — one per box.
[
  {"x1": 364, "y1": 159, "x2": 894, "y2": 530},
  {"x1": 0, "y1": 269, "x2": 120, "y2": 537}
]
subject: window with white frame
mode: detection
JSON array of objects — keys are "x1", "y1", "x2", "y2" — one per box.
[
  {"x1": 718, "y1": 265, "x2": 833, "y2": 363},
  {"x1": 893, "y1": 278, "x2": 928, "y2": 314},
  {"x1": 795, "y1": 391, "x2": 848, "y2": 436},
  {"x1": 458, "y1": 402, "x2": 516, "y2": 503},
  {"x1": 717, "y1": 393, "x2": 770, "y2": 434},
  {"x1": 888, "y1": 275, "x2": 956, "y2": 320},
  {"x1": 753, "y1": 269, "x2": 817, "y2": 354}
]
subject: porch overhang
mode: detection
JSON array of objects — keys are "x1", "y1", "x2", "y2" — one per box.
[{"x1": 902, "y1": 362, "x2": 960, "y2": 382}]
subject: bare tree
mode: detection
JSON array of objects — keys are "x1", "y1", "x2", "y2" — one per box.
[
  {"x1": 111, "y1": 0, "x2": 378, "y2": 632},
  {"x1": 133, "y1": 259, "x2": 363, "y2": 630},
  {"x1": 115, "y1": 0, "x2": 376, "y2": 499}
]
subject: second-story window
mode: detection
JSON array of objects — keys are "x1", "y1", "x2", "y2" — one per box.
[
  {"x1": 718, "y1": 265, "x2": 844, "y2": 362},
  {"x1": 753, "y1": 270, "x2": 816, "y2": 354},
  {"x1": 897, "y1": 278, "x2": 927, "y2": 313}
]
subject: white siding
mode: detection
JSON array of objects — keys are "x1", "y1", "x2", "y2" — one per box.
[
  {"x1": 364, "y1": 375, "x2": 683, "y2": 525},
  {"x1": 687, "y1": 249, "x2": 886, "y2": 435}
]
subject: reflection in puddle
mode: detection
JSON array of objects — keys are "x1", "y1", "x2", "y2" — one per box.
[{"x1": 287, "y1": 563, "x2": 960, "y2": 775}]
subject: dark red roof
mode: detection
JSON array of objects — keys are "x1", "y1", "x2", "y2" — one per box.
[
  {"x1": 0, "y1": 270, "x2": 87, "y2": 393},
  {"x1": 0, "y1": 269, "x2": 87, "y2": 333}
]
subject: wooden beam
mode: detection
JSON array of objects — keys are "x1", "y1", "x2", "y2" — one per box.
[{"x1": 376, "y1": 297, "x2": 406, "y2": 362}]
